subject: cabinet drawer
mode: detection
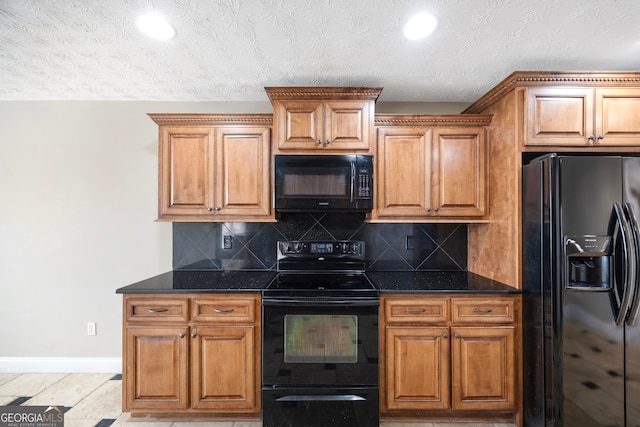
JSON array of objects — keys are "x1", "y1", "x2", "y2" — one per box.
[
  {"x1": 451, "y1": 298, "x2": 516, "y2": 324},
  {"x1": 192, "y1": 296, "x2": 257, "y2": 323},
  {"x1": 124, "y1": 297, "x2": 189, "y2": 323},
  {"x1": 384, "y1": 298, "x2": 449, "y2": 323}
]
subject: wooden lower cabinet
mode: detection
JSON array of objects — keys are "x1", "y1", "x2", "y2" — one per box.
[
  {"x1": 122, "y1": 294, "x2": 261, "y2": 417},
  {"x1": 385, "y1": 326, "x2": 450, "y2": 411},
  {"x1": 451, "y1": 326, "x2": 516, "y2": 411},
  {"x1": 191, "y1": 325, "x2": 257, "y2": 411},
  {"x1": 124, "y1": 326, "x2": 189, "y2": 410},
  {"x1": 381, "y1": 294, "x2": 521, "y2": 424}
]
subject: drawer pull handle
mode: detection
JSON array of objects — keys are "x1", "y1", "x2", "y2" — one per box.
[
  {"x1": 473, "y1": 308, "x2": 493, "y2": 314},
  {"x1": 214, "y1": 308, "x2": 234, "y2": 313},
  {"x1": 148, "y1": 308, "x2": 169, "y2": 313},
  {"x1": 405, "y1": 308, "x2": 426, "y2": 314}
]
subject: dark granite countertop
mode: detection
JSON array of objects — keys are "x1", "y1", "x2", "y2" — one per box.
[
  {"x1": 115, "y1": 270, "x2": 276, "y2": 294},
  {"x1": 366, "y1": 271, "x2": 520, "y2": 294},
  {"x1": 116, "y1": 269, "x2": 519, "y2": 295}
]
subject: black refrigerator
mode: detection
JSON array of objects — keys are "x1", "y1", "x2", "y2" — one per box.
[{"x1": 523, "y1": 154, "x2": 640, "y2": 427}]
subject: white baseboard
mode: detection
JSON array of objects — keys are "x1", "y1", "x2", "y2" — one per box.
[{"x1": 0, "y1": 357, "x2": 122, "y2": 374}]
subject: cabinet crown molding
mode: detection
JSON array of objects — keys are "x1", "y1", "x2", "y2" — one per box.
[
  {"x1": 463, "y1": 71, "x2": 640, "y2": 114},
  {"x1": 148, "y1": 113, "x2": 273, "y2": 126},
  {"x1": 375, "y1": 114, "x2": 492, "y2": 127},
  {"x1": 264, "y1": 87, "x2": 383, "y2": 104}
]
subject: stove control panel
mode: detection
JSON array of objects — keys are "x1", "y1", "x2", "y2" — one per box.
[{"x1": 278, "y1": 240, "x2": 364, "y2": 257}]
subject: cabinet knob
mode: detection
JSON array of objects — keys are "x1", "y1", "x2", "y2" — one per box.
[
  {"x1": 588, "y1": 135, "x2": 595, "y2": 141},
  {"x1": 598, "y1": 135, "x2": 604, "y2": 140},
  {"x1": 191, "y1": 333, "x2": 197, "y2": 338},
  {"x1": 317, "y1": 139, "x2": 322, "y2": 144},
  {"x1": 455, "y1": 333, "x2": 461, "y2": 339},
  {"x1": 326, "y1": 139, "x2": 330, "y2": 145},
  {"x1": 178, "y1": 333, "x2": 186, "y2": 338},
  {"x1": 427, "y1": 208, "x2": 431, "y2": 212},
  {"x1": 434, "y1": 207, "x2": 439, "y2": 212},
  {"x1": 207, "y1": 207, "x2": 213, "y2": 211},
  {"x1": 443, "y1": 333, "x2": 449, "y2": 338},
  {"x1": 215, "y1": 207, "x2": 221, "y2": 211}
]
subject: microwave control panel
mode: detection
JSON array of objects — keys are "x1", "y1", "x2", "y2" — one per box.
[{"x1": 356, "y1": 167, "x2": 371, "y2": 199}]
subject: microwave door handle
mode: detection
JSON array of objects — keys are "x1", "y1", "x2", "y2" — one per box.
[
  {"x1": 624, "y1": 202, "x2": 640, "y2": 325},
  {"x1": 350, "y1": 161, "x2": 356, "y2": 203}
]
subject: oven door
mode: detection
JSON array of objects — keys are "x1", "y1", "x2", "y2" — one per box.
[
  {"x1": 262, "y1": 298, "x2": 378, "y2": 387},
  {"x1": 274, "y1": 154, "x2": 373, "y2": 212}
]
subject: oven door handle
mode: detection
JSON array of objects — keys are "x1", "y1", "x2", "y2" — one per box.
[
  {"x1": 275, "y1": 394, "x2": 367, "y2": 402},
  {"x1": 262, "y1": 298, "x2": 379, "y2": 306}
]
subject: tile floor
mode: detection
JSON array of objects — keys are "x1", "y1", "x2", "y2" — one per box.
[{"x1": 0, "y1": 373, "x2": 516, "y2": 427}]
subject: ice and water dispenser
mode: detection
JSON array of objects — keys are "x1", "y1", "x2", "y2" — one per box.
[{"x1": 564, "y1": 235, "x2": 611, "y2": 290}]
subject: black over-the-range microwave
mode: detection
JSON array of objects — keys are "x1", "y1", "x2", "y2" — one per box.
[{"x1": 274, "y1": 154, "x2": 373, "y2": 213}]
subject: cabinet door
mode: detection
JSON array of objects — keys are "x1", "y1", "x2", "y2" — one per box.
[
  {"x1": 384, "y1": 326, "x2": 450, "y2": 411},
  {"x1": 324, "y1": 100, "x2": 371, "y2": 150},
  {"x1": 124, "y1": 326, "x2": 189, "y2": 411},
  {"x1": 159, "y1": 126, "x2": 215, "y2": 217},
  {"x1": 525, "y1": 87, "x2": 594, "y2": 146},
  {"x1": 191, "y1": 325, "x2": 258, "y2": 412},
  {"x1": 274, "y1": 100, "x2": 323, "y2": 149},
  {"x1": 451, "y1": 326, "x2": 516, "y2": 411},
  {"x1": 214, "y1": 127, "x2": 271, "y2": 218},
  {"x1": 432, "y1": 127, "x2": 486, "y2": 216},
  {"x1": 376, "y1": 127, "x2": 432, "y2": 217},
  {"x1": 595, "y1": 88, "x2": 640, "y2": 146}
]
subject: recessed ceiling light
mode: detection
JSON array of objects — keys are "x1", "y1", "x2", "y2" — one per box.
[
  {"x1": 403, "y1": 12, "x2": 437, "y2": 40},
  {"x1": 137, "y1": 13, "x2": 175, "y2": 40}
]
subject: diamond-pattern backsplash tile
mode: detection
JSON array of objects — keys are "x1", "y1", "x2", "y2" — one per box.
[{"x1": 173, "y1": 213, "x2": 467, "y2": 271}]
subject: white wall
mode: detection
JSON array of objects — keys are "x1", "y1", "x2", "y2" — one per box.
[{"x1": 0, "y1": 99, "x2": 468, "y2": 372}]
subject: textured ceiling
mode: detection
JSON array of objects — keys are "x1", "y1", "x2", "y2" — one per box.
[{"x1": 1, "y1": 0, "x2": 639, "y2": 102}]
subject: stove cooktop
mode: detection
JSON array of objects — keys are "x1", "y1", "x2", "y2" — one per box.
[
  {"x1": 263, "y1": 272, "x2": 378, "y2": 299},
  {"x1": 264, "y1": 240, "x2": 379, "y2": 300}
]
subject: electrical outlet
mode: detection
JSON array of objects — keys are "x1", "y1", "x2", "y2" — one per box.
[
  {"x1": 223, "y1": 235, "x2": 232, "y2": 249},
  {"x1": 405, "y1": 235, "x2": 414, "y2": 250},
  {"x1": 87, "y1": 322, "x2": 97, "y2": 336}
]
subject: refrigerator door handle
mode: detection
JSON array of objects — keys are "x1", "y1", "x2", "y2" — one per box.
[
  {"x1": 609, "y1": 203, "x2": 635, "y2": 325},
  {"x1": 624, "y1": 202, "x2": 640, "y2": 326}
]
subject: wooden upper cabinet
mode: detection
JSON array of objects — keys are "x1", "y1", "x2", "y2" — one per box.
[
  {"x1": 433, "y1": 127, "x2": 486, "y2": 217},
  {"x1": 151, "y1": 114, "x2": 273, "y2": 222},
  {"x1": 159, "y1": 126, "x2": 215, "y2": 217},
  {"x1": 596, "y1": 88, "x2": 640, "y2": 146},
  {"x1": 526, "y1": 86, "x2": 640, "y2": 147},
  {"x1": 214, "y1": 127, "x2": 271, "y2": 217},
  {"x1": 376, "y1": 126, "x2": 431, "y2": 217},
  {"x1": 265, "y1": 87, "x2": 381, "y2": 153},
  {"x1": 374, "y1": 116, "x2": 490, "y2": 220}
]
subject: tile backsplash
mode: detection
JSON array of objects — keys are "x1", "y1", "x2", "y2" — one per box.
[{"x1": 173, "y1": 213, "x2": 467, "y2": 271}]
